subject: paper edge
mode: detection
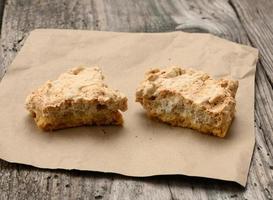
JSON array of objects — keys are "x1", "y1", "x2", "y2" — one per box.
[
  {"x1": 29, "y1": 28, "x2": 259, "y2": 54},
  {"x1": 0, "y1": 156, "x2": 247, "y2": 186}
]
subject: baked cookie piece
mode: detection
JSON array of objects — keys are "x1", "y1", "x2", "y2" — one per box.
[
  {"x1": 136, "y1": 66, "x2": 239, "y2": 137},
  {"x1": 26, "y1": 66, "x2": 128, "y2": 131}
]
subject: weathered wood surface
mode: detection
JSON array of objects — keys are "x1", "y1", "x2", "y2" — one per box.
[{"x1": 0, "y1": 0, "x2": 272, "y2": 199}]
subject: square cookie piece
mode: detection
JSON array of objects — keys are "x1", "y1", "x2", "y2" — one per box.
[
  {"x1": 26, "y1": 66, "x2": 128, "y2": 131},
  {"x1": 136, "y1": 66, "x2": 238, "y2": 137}
]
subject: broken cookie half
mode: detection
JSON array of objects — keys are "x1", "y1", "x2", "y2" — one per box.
[
  {"x1": 26, "y1": 66, "x2": 128, "y2": 131},
  {"x1": 136, "y1": 66, "x2": 239, "y2": 137}
]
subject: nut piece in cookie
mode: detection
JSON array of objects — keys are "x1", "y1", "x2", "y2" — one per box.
[
  {"x1": 26, "y1": 66, "x2": 128, "y2": 131},
  {"x1": 136, "y1": 66, "x2": 238, "y2": 137}
]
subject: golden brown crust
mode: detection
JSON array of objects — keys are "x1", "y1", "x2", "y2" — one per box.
[
  {"x1": 136, "y1": 66, "x2": 239, "y2": 137},
  {"x1": 26, "y1": 66, "x2": 128, "y2": 131}
]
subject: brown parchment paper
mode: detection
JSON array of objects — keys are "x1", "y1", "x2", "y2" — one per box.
[{"x1": 0, "y1": 29, "x2": 258, "y2": 186}]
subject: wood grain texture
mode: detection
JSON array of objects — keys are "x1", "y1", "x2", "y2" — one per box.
[
  {"x1": 229, "y1": 0, "x2": 273, "y2": 199},
  {"x1": 231, "y1": 0, "x2": 273, "y2": 84},
  {"x1": 0, "y1": 0, "x2": 6, "y2": 77},
  {"x1": 0, "y1": 0, "x2": 4, "y2": 32},
  {"x1": 0, "y1": 0, "x2": 272, "y2": 199}
]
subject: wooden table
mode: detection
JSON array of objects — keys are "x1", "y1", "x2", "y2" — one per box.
[{"x1": 0, "y1": 0, "x2": 272, "y2": 199}]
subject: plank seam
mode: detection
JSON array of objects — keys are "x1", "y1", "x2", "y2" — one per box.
[
  {"x1": 167, "y1": 181, "x2": 175, "y2": 200},
  {"x1": 0, "y1": 0, "x2": 6, "y2": 37}
]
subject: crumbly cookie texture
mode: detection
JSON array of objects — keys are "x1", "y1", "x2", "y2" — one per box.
[
  {"x1": 26, "y1": 66, "x2": 128, "y2": 131},
  {"x1": 136, "y1": 66, "x2": 239, "y2": 137}
]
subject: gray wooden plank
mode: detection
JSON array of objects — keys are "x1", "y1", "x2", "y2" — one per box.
[
  {"x1": 231, "y1": 0, "x2": 273, "y2": 85},
  {"x1": 229, "y1": 0, "x2": 273, "y2": 199},
  {"x1": 0, "y1": 0, "x2": 272, "y2": 199}
]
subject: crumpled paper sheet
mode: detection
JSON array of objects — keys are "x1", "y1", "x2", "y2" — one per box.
[{"x1": 0, "y1": 29, "x2": 258, "y2": 186}]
